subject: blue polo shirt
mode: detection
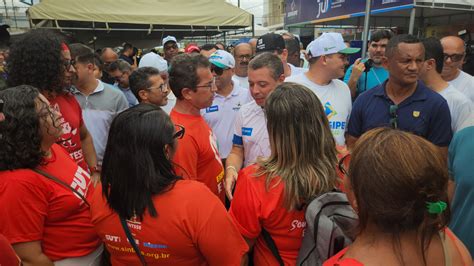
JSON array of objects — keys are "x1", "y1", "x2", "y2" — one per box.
[{"x1": 347, "y1": 80, "x2": 452, "y2": 146}]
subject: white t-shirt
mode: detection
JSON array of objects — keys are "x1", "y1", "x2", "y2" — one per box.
[
  {"x1": 201, "y1": 85, "x2": 251, "y2": 158},
  {"x1": 439, "y1": 85, "x2": 474, "y2": 133},
  {"x1": 448, "y1": 70, "x2": 474, "y2": 103},
  {"x1": 289, "y1": 63, "x2": 305, "y2": 76},
  {"x1": 232, "y1": 75, "x2": 249, "y2": 90},
  {"x1": 232, "y1": 100, "x2": 270, "y2": 167},
  {"x1": 286, "y1": 73, "x2": 352, "y2": 146}
]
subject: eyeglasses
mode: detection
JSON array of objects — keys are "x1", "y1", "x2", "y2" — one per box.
[
  {"x1": 114, "y1": 72, "x2": 128, "y2": 81},
  {"x1": 338, "y1": 154, "x2": 350, "y2": 177},
  {"x1": 237, "y1": 54, "x2": 252, "y2": 61},
  {"x1": 173, "y1": 124, "x2": 185, "y2": 139},
  {"x1": 443, "y1": 53, "x2": 465, "y2": 62},
  {"x1": 63, "y1": 59, "x2": 76, "y2": 71},
  {"x1": 149, "y1": 83, "x2": 168, "y2": 92},
  {"x1": 195, "y1": 77, "x2": 216, "y2": 90},
  {"x1": 211, "y1": 65, "x2": 230, "y2": 76},
  {"x1": 389, "y1": 104, "x2": 398, "y2": 129}
]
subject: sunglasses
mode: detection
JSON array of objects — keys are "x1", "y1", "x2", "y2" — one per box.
[
  {"x1": 173, "y1": 124, "x2": 185, "y2": 139},
  {"x1": 389, "y1": 104, "x2": 398, "y2": 129},
  {"x1": 63, "y1": 59, "x2": 76, "y2": 71},
  {"x1": 443, "y1": 53, "x2": 465, "y2": 62},
  {"x1": 211, "y1": 65, "x2": 230, "y2": 76},
  {"x1": 338, "y1": 154, "x2": 350, "y2": 176}
]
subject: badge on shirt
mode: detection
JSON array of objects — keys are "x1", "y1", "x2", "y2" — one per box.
[
  {"x1": 413, "y1": 111, "x2": 420, "y2": 118},
  {"x1": 232, "y1": 103, "x2": 242, "y2": 111},
  {"x1": 206, "y1": 105, "x2": 219, "y2": 113},
  {"x1": 242, "y1": 127, "x2": 253, "y2": 136}
]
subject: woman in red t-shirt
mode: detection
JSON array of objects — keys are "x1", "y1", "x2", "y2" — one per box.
[
  {"x1": 89, "y1": 103, "x2": 248, "y2": 265},
  {"x1": 0, "y1": 86, "x2": 102, "y2": 264},
  {"x1": 324, "y1": 128, "x2": 472, "y2": 266},
  {"x1": 229, "y1": 83, "x2": 339, "y2": 265}
]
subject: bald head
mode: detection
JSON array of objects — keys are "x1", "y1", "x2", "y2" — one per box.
[
  {"x1": 248, "y1": 38, "x2": 258, "y2": 55},
  {"x1": 440, "y1": 36, "x2": 466, "y2": 81},
  {"x1": 234, "y1": 43, "x2": 252, "y2": 77},
  {"x1": 101, "y1": 47, "x2": 118, "y2": 65}
]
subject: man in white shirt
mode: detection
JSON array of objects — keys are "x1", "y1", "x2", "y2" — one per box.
[
  {"x1": 232, "y1": 42, "x2": 252, "y2": 90},
  {"x1": 286, "y1": 32, "x2": 359, "y2": 147},
  {"x1": 420, "y1": 37, "x2": 473, "y2": 133},
  {"x1": 225, "y1": 52, "x2": 285, "y2": 200},
  {"x1": 441, "y1": 35, "x2": 474, "y2": 102},
  {"x1": 202, "y1": 50, "x2": 251, "y2": 163}
]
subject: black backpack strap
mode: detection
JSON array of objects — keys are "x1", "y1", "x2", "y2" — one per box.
[
  {"x1": 120, "y1": 217, "x2": 147, "y2": 266},
  {"x1": 33, "y1": 168, "x2": 90, "y2": 207},
  {"x1": 261, "y1": 228, "x2": 284, "y2": 266}
]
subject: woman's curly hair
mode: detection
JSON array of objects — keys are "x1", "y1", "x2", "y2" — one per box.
[
  {"x1": 7, "y1": 29, "x2": 67, "y2": 94},
  {"x1": 0, "y1": 85, "x2": 45, "y2": 170}
]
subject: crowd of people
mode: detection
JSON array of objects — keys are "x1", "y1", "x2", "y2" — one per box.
[{"x1": 0, "y1": 27, "x2": 473, "y2": 266}]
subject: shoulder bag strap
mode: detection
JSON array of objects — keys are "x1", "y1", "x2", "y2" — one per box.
[
  {"x1": 119, "y1": 217, "x2": 147, "y2": 266},
  {"x1": 33, "y1": 168, "x2": 90, "y2": 207},
  {"x1": 261, "y1": 228, "x2": 284, "y2": 266}
]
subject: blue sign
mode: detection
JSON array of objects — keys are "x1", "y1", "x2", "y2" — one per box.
[{"x1": 285, "y1": 0, "x2": 414, "y2": 26}]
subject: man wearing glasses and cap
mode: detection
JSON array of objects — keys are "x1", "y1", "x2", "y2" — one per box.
[
  {"x1": 162, "y1": 35, "x2": 179, "y2": 63},
  {"x1": 202, "y1": 50, "x2": 251, "y2": 167},
  {"x1": 286, "y1": 32, "x2": 359, "y2": 148},
  {"x1": 347, "y1": 34, "x2": 452, "y2": 155},
  {"x1": 169, "y1": 53, "x2": 225, "y2": 204},
  {"x1": 441, "y1": 36, "x2": 474, "y2": 103},
  {"x1": 255, "y1": 33, "x2": 301, "y2": 77}
]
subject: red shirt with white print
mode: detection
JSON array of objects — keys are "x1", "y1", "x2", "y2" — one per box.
[
  {"x1": 229, "y1": 164, "x2": 306, "y2": 265},
  {"x1": 49, "y1": 93, "x2": 89, "y2": 171},
  {"x1": 0, "y1": 144, "x2": 101, "y2": 261}
]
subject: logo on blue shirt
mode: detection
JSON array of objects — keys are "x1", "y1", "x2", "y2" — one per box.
[
  {"x1": 206, "y1": 105, "x2": 219, "y2": 113},
  {"x1": 242, "y1": 127, "x2": 253, "y2": 136}
]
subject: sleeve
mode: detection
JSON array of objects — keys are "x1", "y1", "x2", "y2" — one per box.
[
  {"x1": 71, "y1": 94, "x2": 84, "y2": 127},
  {"x1": 228, "y1": 169, "x2": 262, "y2": 239},
  {"x1": 193, "y1": 187, "x2": 248, "y2": 266},
  {"x1": 0, "y1": 178, "x2": 48, "y2": 244},
  {"x1": 232, "y1": 109, "x2": 244, "y2": 146},
  {"x1": 343, "y1": 64, "x2": 354, "y2": 85},
  {"x1": 347, "y1": 96, "x2": 364, "y2": 138},
  {"x1": 173, "y1": 134, "x2": 199, "y2": 180},
  {"x1": 116, "y1": 92, "x2": 129, "y2": 112},
  {"x1": 427, "y1": 99, "x2": 453, "y2": 147},
  {"x1": 452, "y1": 100, "x2": 472, "y2": 133}
]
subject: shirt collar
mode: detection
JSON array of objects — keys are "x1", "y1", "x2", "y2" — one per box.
[
  {"x1": 215, "y1": 82, "x2": 241, "y2": 98},
  {"x1": 72, "y1": 79, "x2": 104, "y2": 95},
  {"x1": 375, "y1": 79, "x2": 428, "y2": 102}
]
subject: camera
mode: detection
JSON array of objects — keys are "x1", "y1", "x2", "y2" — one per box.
[{"x1": 364, "y1": 59, "x2": 374, "y2": 72}]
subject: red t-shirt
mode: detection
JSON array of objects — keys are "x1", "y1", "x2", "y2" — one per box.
[
  {"x1": 89, "y1": 180, "x2": 248, "y2": 265},
  {"x1": 229, "y1": 164, "x2": 306, "y2": 265},
  {"x1": 49, "y1": 93, "x2": 89, "y2": 171},
  {"x1": 0, "y1": 144, "x2": 101, "y2": 261},
  {"x1": 0, "y1": 234, "x2": 20, "y2": 266},
  {"x1": 170, "y1": 109, "x2": 225, "y2": 203}
]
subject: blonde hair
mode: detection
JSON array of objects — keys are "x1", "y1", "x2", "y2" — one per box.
[{"x1": 258, "y1": 82, "x2": 338, "y2": 209}]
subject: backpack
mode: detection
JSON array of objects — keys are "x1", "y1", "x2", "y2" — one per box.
[{"x1": 296, "y1": 190, "x2": 358, "y2": 266}]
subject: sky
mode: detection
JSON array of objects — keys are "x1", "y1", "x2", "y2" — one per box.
[{"x1": 226, "y1": 0, "x2": 265, "y2": 25}]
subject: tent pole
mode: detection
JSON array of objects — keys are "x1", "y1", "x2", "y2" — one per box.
[
  {"x1": 408, "y1": 7, "x2": 416, "y2": 35},
  {"x1": 361, "y1": 0, "x2": 372, "y2": 59},
  {"x1": 252, "y1": 14, "x2": 255, "y2": 37}
]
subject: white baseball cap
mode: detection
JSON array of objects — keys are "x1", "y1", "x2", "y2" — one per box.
[
  {"x1": 209, "y1": 50, "x2": 235, "y2": 69},
  {"x1": 307, "y1": 32, "x2": 360, "y2": 58},
  {"x1": 138, "y1": 52, "x2": 168, "y2": 72},
  {"x1": 162, "y1": 35, "x2": 178, "y2": 46}
]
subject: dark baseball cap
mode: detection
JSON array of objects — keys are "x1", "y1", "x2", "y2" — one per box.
[{"x1": 256, "y1": 33, "x2": 285, "y2": 53}]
